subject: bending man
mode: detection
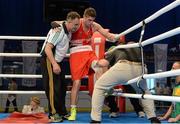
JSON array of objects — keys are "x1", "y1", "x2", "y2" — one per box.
[{"x1": 91, "y1": 41, "x2": 160, "y2": 123}]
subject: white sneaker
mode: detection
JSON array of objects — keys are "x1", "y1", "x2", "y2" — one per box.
[
  {"x1": 109, "y1": 112, "x2": 119, "y2": 118},
  {"x1": 138, "y1": 111, "x2": 145, "y2": 118}
]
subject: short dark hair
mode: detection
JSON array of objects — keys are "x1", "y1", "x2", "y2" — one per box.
[
  {"x1": 66, "y1": 11, "x2": 80, "y2": 21},
  {"x1": 84, "y1": 7, "x2": 96, "y2": 18}
]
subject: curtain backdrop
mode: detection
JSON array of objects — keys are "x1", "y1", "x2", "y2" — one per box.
[
  {"x1": 0, "y1": 40, "x2": 4, "y2": 86},
  {"x1": 22, "y1": 41, "x2": 37, "y2": 87},
  {"x1": 154, "y1": 44, "x2": 168, "y2": 87}
]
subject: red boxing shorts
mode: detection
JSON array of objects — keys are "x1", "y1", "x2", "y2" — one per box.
[{"x1": 70, "y1": 50, "x2": 97, "y2": 80}]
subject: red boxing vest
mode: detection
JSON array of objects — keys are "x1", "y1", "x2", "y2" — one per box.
[{"x1": 70, "y1": 19, "x2": 93, "y2": 47}]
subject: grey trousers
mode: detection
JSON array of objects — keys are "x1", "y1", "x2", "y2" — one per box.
[{"x1": 91, "y1": 61, "x2": 156, "y2": 121}]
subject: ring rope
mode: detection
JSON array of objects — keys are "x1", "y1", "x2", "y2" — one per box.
[
  {"x1": 126, "y1": 69, "x2": 180, "y2": 85},
  {"x1": 0, "y1": 91, "x2": 179, "y2": 102},
  {"x1": 0, "y1": 90, "x2": 89, "y2": 94},
  {"x1": 115, "y1": 0, "x2": 180, "y2": 39},
  {"x1": 115, "y1": 93, "x2": 180, "y2": 102},
  {"x1": 0, "y1": 53, "x2": 70, "y2": 57},
  {"x1": 0, "y1": 70, "x2": 179, "y2": 81},
  {"x1": 0, "y1": 74, "x2": 88, "y2": 79},
  {"x1": 0, "y1": 27, "x2": 179, "y2": 57},
  {"x1": 0, "y1": 36, "x2": 45, "y2": 41},
  {"x1": 0, "y1": 53, "x2": 41, "y2": 57},
  {"x1": 108, "y1": 27, "x2": 180, "y2": 53}
]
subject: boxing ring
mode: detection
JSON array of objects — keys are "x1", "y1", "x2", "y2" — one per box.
[{"x1": 0, "y1": 0, "x2": 180, "y2": 123}]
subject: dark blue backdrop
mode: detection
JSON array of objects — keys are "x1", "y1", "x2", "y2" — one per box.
[{"x1": 0, "y1": 0, "x2": 179, "y2": 45}]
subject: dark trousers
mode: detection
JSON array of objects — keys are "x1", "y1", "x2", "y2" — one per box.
[
  {"x1": 105, "y1": 85, "x2": 143, "y2": 114},
  {"x1": 4, "y1": 98, "x2": 18, "y2": 113},
  {"x1": 41, "y1": 57, "x2": 67, "y2": 116},
  {"x1": 105, "y1": 96, "x2": 119, "y2": 112},
  {"x1": 124, "y1": 85, "x2": 143, "y2": 114}
]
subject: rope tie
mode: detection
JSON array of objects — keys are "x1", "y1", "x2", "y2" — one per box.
[{"x1": 137, "y1": 20, "x2": 146, "y2": 99}]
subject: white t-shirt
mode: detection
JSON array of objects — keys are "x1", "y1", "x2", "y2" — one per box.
[
  {"x1": 41, "y1": 22, "x2": 71, "y2": 62},
  {"x1": 22, "y1": 105, "x2": 45, "y2": 114}
]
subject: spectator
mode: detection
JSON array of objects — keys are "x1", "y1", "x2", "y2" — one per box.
[
  {"x1": 158, "y1": 61, "x2": 180, "y2": 123},
  {"x1": 22, "y1": 96, "x2": 45, "y2": 114},
  {"x1": 154, "y1": 82, "x2": 163, "y2": 110},
  {"x1": 155, "y1": 82, "x2": 163, "y2": 95},
  {"x1": 4, "y1": 78, "x2": 18, "y2": 113},
  {"x1": 162, "y1": 84, "x2": 172, "y2": 107},
  {"x1": 163, "y1": 84, "x2": 171, "y2": 96}
]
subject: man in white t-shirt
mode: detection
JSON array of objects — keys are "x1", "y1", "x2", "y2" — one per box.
[{"x1": 40, "y1": 11, "x2": 80, "y2": 123}]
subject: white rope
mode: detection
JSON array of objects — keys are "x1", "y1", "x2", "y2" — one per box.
[
  {"x1": 0, "y1": 24, "x2": 180, "y2": 57},
  {"x1": 0, "y1": 53, "x2": 70, "y2": 57},
  {"x1": 142, "y1": 27, "x2": 180, "y2": 46},
  {"x1": 0, "y1": 53, "x2": 41, "y2": 57},
  {"x1": 0, "y1": 26, "x2": 179, "y2": 55},
  {"x1": 1, "y1": 90, "x2": 179, "y2": 102},
  {"x1": 116, "y1": 93, "x2": 180, "y2": 102},
  {"x1": 0, "y1": 70, "x2": 178, "y2": 82},
  {"x1": 126, "y1": 69, "x2": 180, "y2": 85},
  {"x1": 115, "y1": 0, "x2": 180, "y2": 39},
  {"x1": 0, "y1": 74, "x2": 88, "y2": 79},
  {"x1": 0, "y1": 36, "x2": 45, "y2": 41},
  {"x1": 2, "y1": 26, "x2": 178, "y2": 57},
  {"x1": 0, "y1": 74, "x2": 42, "y2": 78},
  {"x1": 1, "y1": 89, "x2": 179, "y2": 102},
  {"x1": 0, "y1": 91, "x2": 45, "y2": 94},
  {"x1": 106, "y1": 27, "x2": 180, "y2": 53},
  {"x1": 0, "y1": 90, "x2": 89, "y2": 94}
]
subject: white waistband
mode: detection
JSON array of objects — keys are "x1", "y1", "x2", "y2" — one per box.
[{"x1": 70, "y1": 45, "x2": 93, "y2": 54}]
